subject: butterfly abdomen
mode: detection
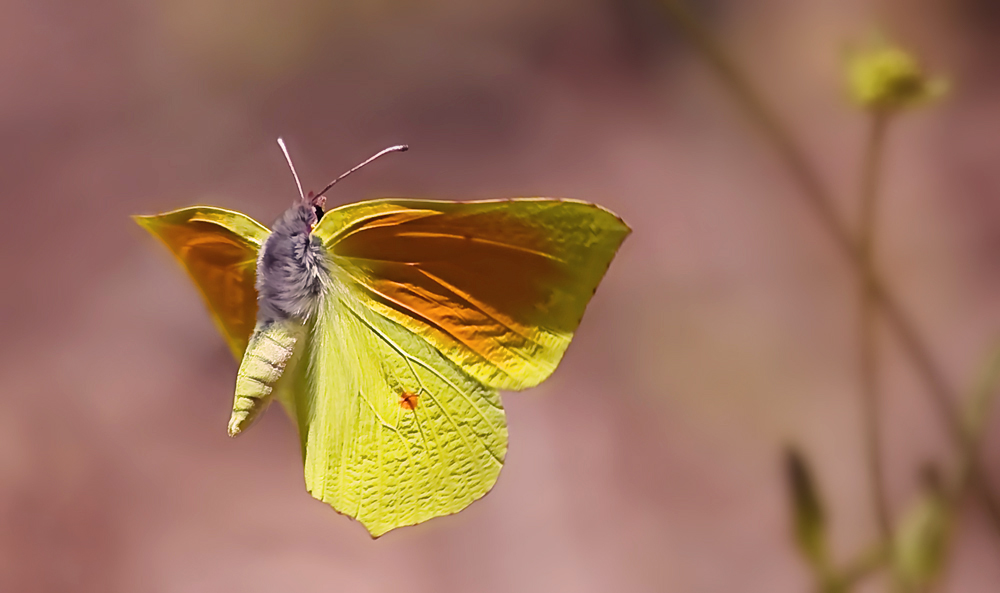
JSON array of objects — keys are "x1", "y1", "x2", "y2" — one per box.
[
  {"x1": 229, "y1": 321, "x2": 299, "y2": 436},
  {"x1": 230, "y1": 203, "x2": 330, "y2": 437}
]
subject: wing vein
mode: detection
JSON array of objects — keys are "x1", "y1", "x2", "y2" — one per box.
[
  {"x1": 338, "y1": 266, "x2": 520, "y2": 382},
  {"x1": 414, "y1": 267, "x2": 541, "y2": 347},
  {"x1": 381, "y1": 231, "x2": 569, "y2": 264},
  {"x1": 345, "y1": 304, "x2": 503, "y2": 463}
]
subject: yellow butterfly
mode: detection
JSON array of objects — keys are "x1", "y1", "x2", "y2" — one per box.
[{"x1": 135, "y1": 141, "x2": 629, "y2": 536}]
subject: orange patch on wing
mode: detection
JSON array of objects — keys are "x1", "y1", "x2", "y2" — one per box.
[
  {"x1": 332, "y1": 208, "x2": 566, "y2": 329},
  {"x1": 315, "y1": 199, "x2": 631, "y2": 390},
  {"x1": 138, "y1": 214, "x2": 263, "y2": 359},
  {"x1": 399, "y1": 391, "x2": 420, "y2": 410}
]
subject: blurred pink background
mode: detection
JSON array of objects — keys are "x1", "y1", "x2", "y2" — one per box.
[{"x1": 2, "y1": 0, "x2": 1000, "y2": 591}]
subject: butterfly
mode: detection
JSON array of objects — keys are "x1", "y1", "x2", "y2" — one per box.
[{"x1": 135, "y1": 140, "x2": 630, "y2": 536}]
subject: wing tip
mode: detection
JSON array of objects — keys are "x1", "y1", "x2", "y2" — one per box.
[{"x1": 132, "y1": 213, "x2": 157, "y2": 231}]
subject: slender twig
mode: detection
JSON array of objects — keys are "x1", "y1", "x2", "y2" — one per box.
[
  {"x1": 950, "y1": 346, "x2": 1000, "y2": 509},
  {"x1": 859, "y1": 112, "x2": 893, "y2": 545},
  {"x1": 654, "y1": 0, "x2": 1000, "y2": 531},
  {"x1": 837, "y1": 542, "x2": 890, "y2": 591}
]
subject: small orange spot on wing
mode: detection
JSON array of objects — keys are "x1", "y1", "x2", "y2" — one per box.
[{"x1": 399, "y1": 391, "x2": 420, "y2": 410}]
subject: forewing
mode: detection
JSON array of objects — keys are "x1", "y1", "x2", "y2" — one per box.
[
  {"x1": 312, "y1": 198, "x2": 630, "y2": 390},
  {"x1": 135, "y1": 206, "x2": 269, "y2": 359},
  {"x1": 277, "y1": 286, "x2": 507, "y2": 537}
]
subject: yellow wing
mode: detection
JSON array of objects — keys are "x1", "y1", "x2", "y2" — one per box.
[
  {"x1": 135, "y1": 207, "x2": 270, "y2": 359},
  {"x1": 312, "y1": 198, "x2": 630, "y2": 391}
]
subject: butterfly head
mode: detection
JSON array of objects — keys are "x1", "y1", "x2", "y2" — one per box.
[
  {"x1": 276, "y1": 137, "x2": 406, "y2": 233},
  {"x1": 304, "y1": 190, "x2": 326, "y2": 230}
]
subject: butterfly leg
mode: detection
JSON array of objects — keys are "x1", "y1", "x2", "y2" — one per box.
[{"x1": 229, "y1": 320, "x2": 300, "y2": 436}]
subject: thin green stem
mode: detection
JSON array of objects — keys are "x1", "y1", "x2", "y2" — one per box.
[
  {"x1": 859, "y1": 112, "x2": 893, "y2": 546},
  {"x1": 837, "y1": 542, "x2": 890, "y2": 591},
  {"x1": 654, "y1": 0, "x2": 1000, "y2": 533},
  {"x1": 949, "y1": 346, "x2": 1000, "y2": 516}
]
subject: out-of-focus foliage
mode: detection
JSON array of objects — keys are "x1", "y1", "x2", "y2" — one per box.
[
  {"x1": 964, "y1": 345, "x2": 1000, "y2": 438},
  {"x1": 892, "y1": 469, "x2": 951, "y2": 590},
  {"x1": 785, "y1": 447, "x2": 829, "y2": 573}
]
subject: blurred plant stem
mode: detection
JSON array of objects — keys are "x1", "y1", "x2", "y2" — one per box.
[
  {"x1": 916, "y1": 349, "x2": 1000, "y2": 589},
  {"x1": 859, "y1": 112, "x2": 893, "y2": 547},
  {"x1": 655, "y1": 0, "x2": 1000, "y2": 533},
  {"x1": 833, "y1": 543, "x2": 890, "y2": 592},
  {"x1": 950, "y1": 346, "x2": 1000, "y2": 517}
]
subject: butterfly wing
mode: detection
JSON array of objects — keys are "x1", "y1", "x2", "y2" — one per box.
[
  {"x1": 282, "y1": 198, "x2": 626, "y2": 535},
  {"x1": 135, "y1": 206, "x2": 269, "y2": 359},
  {"x1": 312, "y1": 198, "x2": 630, "y2": 390},
  {"x1": 278, "y1": 285, "x2": 506, "y2": 537}
]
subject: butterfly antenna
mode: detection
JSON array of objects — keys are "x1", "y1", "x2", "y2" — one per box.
[
  {"x1": 314, "y1": 144, "x2": 409, "y2": 199},
  {"x1": 276, "y1": 137, "x2": 306, "y2": 201}
]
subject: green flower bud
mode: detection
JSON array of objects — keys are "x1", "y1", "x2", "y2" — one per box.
[
  {"x1": 893, "y1": 466, "x2": 952, "y2": 590},
  {"x1": 847, "y1": 40, "x2": 948, "y2": 111},
  {"x1": 784, "y1": 447, "x2": 829, "y2": 572}
]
